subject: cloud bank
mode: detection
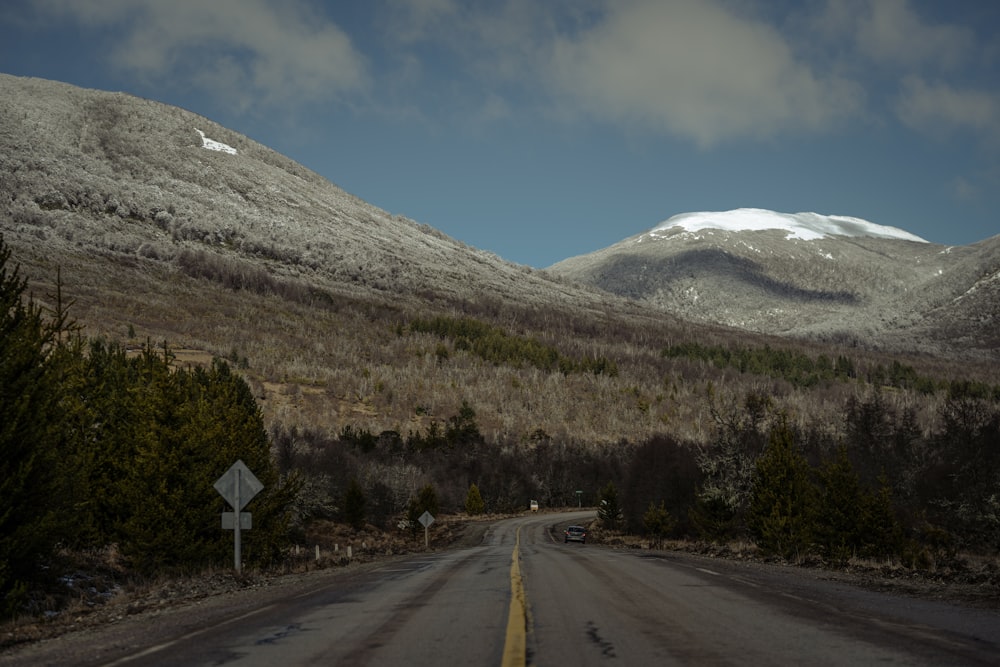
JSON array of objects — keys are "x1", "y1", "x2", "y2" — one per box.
[
  {"x1": 542, "y1": 0, "x2": 862, "y2": 146},
  {"x1": 33, "y1": 0, "x2": 369, "y2": 111},
  {"x1": 26, "y1": 0, "x2": 1000, "y2": 145}
]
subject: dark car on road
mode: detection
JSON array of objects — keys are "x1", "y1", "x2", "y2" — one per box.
[{"x1": 564, "y1": 525, "x2": 587, "y2": 543}]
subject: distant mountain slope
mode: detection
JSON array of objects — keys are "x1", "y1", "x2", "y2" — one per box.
[
  {"x1": 549, "y1": 209, "x2": 999, "y2": 358},
  {"x1": 1, "y1": 73, "x2": 995, "y2": 364},
  {"x1": 0, "y1": 73, "x2": 997, "y2": 452},
  {"x1": 1, "y1": 73, "x2": 719, "y2": 446},
  {"x1": 0, "y1": 73, "x2": 625, "y2": 318}
]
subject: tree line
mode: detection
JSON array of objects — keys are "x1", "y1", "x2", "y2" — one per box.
[
  {"x1": 663, "y1": 341, "x2": 1000, "y2": 398},
  {"x1": 279, "y1": 380, "x2": 998, "y2": 569},
  {"x1": 1, "y1": 236, "x2": 296, "y2": 615},
  {"x1": 408, "y1": 315, "x2": 618, "y2": 376},
  {"x1": 612, "y1": 386, "x2": 999, "y2": 565}
]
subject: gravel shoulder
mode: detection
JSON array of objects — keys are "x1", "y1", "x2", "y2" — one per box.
[{"x1": 0, "y1": 518, "x2": 496, "y2": 663}]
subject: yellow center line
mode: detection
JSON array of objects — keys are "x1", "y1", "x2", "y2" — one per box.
[{"x1": 501, "y1": 524, "x2": 527, "y2": 667}]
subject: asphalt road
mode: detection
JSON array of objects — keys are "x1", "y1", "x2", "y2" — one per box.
[{"x1": 3, "y1": 511, "x2": 999, "y2": 666}]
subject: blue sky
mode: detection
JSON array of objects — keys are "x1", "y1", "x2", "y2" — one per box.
[{"x1": 2, "y1": 0, "x2": 998, "y2": 267}]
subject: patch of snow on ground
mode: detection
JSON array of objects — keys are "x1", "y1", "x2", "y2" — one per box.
[
  {"x1": 651, "y1": 208, "x2": 927, "y2": 243},
  {"x1": 196, "y1": 128, "x2": 237, "y2": 155}
]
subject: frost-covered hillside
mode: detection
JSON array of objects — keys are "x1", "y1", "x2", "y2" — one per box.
[
  {"x1": 550, "y1": 209, "x2": 999, "y2": 357},
  {"x1": 0, "y1": 73, "x2": 621, "y2": 316},
  {"x1": 0, "y1": 72, "x2": 996, "y2": 361}
]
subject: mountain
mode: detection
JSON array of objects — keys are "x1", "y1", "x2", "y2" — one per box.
[
  {"x1": 0, "y1": 73, "x2": 619, "y2": 315},
  {"x1": 548, "y1": 209, "x2": 1000, "y2": 358},
  {"x1": 1, "y1": 73, "x2": 996, "y2": 451},
  {"x1": 6, "y1": 77, "x2": 1000, "y2": 615},
  {"x1": 0, "y1": 73, "x2": 694, "y2": 445}
]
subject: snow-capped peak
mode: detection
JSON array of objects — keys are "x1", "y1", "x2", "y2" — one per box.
[{"x1": 650, "y1": 208, "x2": 927, "y2": 243}]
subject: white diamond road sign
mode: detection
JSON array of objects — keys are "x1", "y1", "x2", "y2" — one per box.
[
  {"x1": 214, "y1": 460, "x2": 264, "y2": 574},
  {"x1": 214, "y1": 460, "x2": 263, "y2": 511}
]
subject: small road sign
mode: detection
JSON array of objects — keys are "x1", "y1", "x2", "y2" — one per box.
[
  {"x1": 222, "y1": 512, "x2": 252, "y2": 529},
  {"x1": 419, "y1": 511, "x2": 435, "y2": 548},
  {"x1": 214, "y1": 460, "x2": 264, "y2": 573},
  {"x1": 214, "y1": 460, "x2": 263, "y2": 510}
]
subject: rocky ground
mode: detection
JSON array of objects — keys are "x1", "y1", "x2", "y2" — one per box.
[{"x1": 2, "y1": 515, "x2": 998, "y2": 655}]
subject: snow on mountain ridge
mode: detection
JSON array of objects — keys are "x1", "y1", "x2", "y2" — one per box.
[
  {"x1": 196, "y1": 128, "x2": 237, "y2": 155},
  {"x1": 650, "y1": 208, "x2": 928, "y2": 243}
]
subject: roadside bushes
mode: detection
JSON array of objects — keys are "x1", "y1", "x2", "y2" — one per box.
[
  {"x1": 747, "y1": 418, "x2": 818, "y2": 560},
  {"x1": 926, "y1": 393, "x2": 1000, "y2": 550},
  {"x1": 610, "y1": 390, "x2": 994, "y2": 567},
  {"x1": 1, "y1": 236, "x2": 297, "y2": 613},
  {"x1": 622, "y1": 435, "x2": 700, "y2": 537},
  {"x1": 0, "y1": 236, "x2": 67, "y2": 615},
  {"x1": 59, "y1": 344, "x2": 298, "y2": 574},
  {"x1": 465, "y1": 484, "x2": 485, "y2": 515}
]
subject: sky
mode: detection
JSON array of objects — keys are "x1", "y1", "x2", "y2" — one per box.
[{"x1": 1, "y1": 0, "x2": 999, "y2": 268}]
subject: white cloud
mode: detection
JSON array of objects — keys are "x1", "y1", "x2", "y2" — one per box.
[
  {"x1": 800, "y1": 0, "x2": 973, "y2": 71},
  {"x1": 896, "y1": 76, "x2": 1000, "y2": 141},
  {"x1": 852, "y1": 0, "x2": 972, "y2": 70},
  {"x1": 541, "y1": 0, "x2": 862, "y2": 147},
  {"x1": 29, "y1": 0, "x2": 997, "y2": 149},
  {"x1": 382, "y1": 0, "x2": 460, "y2": 45},
  {"x1": 950, "y1": 176, "x2": 978, "y2": 203},
  {"x1": 32, "y1": 0, "x2": 369, "y2": 111}
]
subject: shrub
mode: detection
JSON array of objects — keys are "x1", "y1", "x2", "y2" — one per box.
[
  {"x1": 343, "y1": 478, "x2": 367, "y2": 530},
  {"x1": 598, "y1": 482, "x2": 624, "y2": 531},
  {"x1": 748, "y1": 417, "x2": 817, "y2": 560},
  {"x1": 0, "y1": 236, "x2": 67, "y2": 613},
  {"x1": 643, "y1": 502, "x2": 676, "y2": 548},
  {"x1": 465, "y1": 483, "x2": 485, "y2": 515}
]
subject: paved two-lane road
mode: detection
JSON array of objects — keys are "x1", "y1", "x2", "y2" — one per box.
[
  {"x1": 518, "y1": 515, "x2": 999, "y2": 664},
  {"x1": 3, "y1": 511, "x2": 998, "y2": 665}
]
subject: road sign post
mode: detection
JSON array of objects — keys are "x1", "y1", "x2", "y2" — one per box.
[
  {"x1": 214, "y1": 460, "x2": 263, "y2": 573},
  {"x1": 418, "y1": 511, "x2": 435, "y2": 548}
]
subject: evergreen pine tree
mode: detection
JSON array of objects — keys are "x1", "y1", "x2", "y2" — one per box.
[
  {"x1": 0, "y1": 237, "x2": 65, "y2": 612},
  {"x1": 344, "y1": 478, "x2": 367, "y2": 530},
  {"x1": 598, "y1": 481, "x2": 623, "y2": 531},
  {"x1": 117, "y1": 354, "x2": 293, "y2": 572},
  {"x1": 748, "y1": 416, "x2": 817, "y2": 560},
  {"x1": 860, "y1": 473, "x2": 903, "y2": 559},
  {"x1": 643, "y1": 501, "x2": 675, "y2": 548},
  {"x1": 814, "y1": 445, "x2": 865, "y2": 564},
  {"x1": 406, "y1": 484, "x2": 440, "y2": 535},
  {"x1": 465, "y1": 483, "x2": 485, "y2": 515}
]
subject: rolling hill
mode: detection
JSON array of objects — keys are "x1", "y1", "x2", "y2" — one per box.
[
  {"x1": 548, "y1": 209, "x2": 1000, "y2": 358},
  {"x1": 1, "y1": 72, "x2": 997, "y2": 451}
]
